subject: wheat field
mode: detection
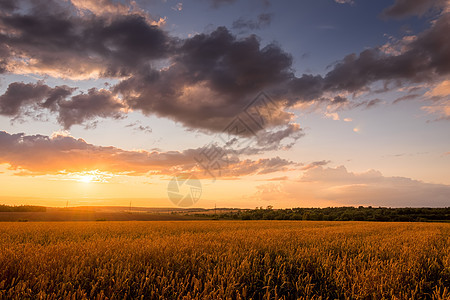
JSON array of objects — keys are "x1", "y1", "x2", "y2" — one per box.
[{"x1": 0, "y1": 221, "x2": 449, "y2": 299}]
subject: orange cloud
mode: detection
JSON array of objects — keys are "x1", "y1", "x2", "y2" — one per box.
[
  {"x1": 422, "y1": 101, "x2": 450, "y2": 120},
  {"x1": 426, "y1": 80, "x2": 450, "y2": 97},
  {"x1": 0, "y1": 131, "x2": 296, "y2": 179}
]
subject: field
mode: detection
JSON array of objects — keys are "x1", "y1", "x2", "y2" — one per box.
[{"x1": 0, "y1": 221, "x2": 449, "y2": 299}]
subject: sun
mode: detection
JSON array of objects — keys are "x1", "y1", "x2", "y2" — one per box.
[
  {"x1": 79, "y1": 174, "x2": 95, "y2": 183},
  {"x1": 73, "y1": 170, "x2": 111, "y2": 183}
]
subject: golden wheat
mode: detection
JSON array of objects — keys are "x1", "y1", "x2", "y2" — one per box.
[{"x1": 0, "y1": 221, "x2": 448, "y2": 299}]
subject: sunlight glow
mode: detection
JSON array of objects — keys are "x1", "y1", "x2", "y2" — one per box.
[
  {"x1": 66, "y1": 170, "x2": 114, "y2": 183},
  {"x1": 79, "y1": 174, "x2": 95, "y2": 183}
]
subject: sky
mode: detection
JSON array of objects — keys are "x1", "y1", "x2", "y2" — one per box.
[{"x1": 0, "y1": 0, "x2": 449, "y2": 208}]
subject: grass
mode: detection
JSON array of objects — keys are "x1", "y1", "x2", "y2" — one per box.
[{"x1": 0, "y1": 221, "x2": 449, "y2": 299}]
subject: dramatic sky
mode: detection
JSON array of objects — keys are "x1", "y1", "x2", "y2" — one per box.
[{"x1": 0, "y1": 0, "x2": 449, "y2": 208}]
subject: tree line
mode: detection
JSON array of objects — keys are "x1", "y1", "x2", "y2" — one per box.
[
  {"x1": 0, "y1": 205, "x2": 46, "y2": 212},
  {"x1": 210, "y1": 206, "x2": 450, "y2": 222}
]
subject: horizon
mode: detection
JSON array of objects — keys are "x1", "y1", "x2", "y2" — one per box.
[{"x1": 0, "y1": 0, "x2": 449, "y2": 208}]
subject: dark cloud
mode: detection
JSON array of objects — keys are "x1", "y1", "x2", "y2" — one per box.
[
  {"x1": 0, "y1": 0, "x2": 171, "y2": 78},
  {"x1": 0, "y1": 82, "x2": 74, "y2": 116},
  {"x1": 232, "y1": 13, "x2": 273, "y2": 33},
  {"x1": 289, "y1": 13, "x2": 450, "y2": 100},
  {"x1": 382, "y1": 0, "x2": 447, "y2": 19},
  {"x1": 0, "y1": 0, "x2": 15, "y2": 12},
  {"x1": 125, "y1": 121, "x2": 152, "y2": 133},
  {"x1": 285, "y1": 11, "x2": 449, "y2": 109},
  {"x1": 0, "y1": 82, "x2": 124, "y2": 128},
  {"x1": 176, "y1": 27, "x2": 292, "y2": 95},
  {"x1": 365, "y1": 98, "x2": 382, "y2": 108},
  {"x1": 286, "y1": 74, "x2": 325, "y2": 103},
  {"x1": 331, "y1": 95, "x2": 348, "y2": 104},
  {"x1": 0, "y1": 82, "x2": 51, "y2": 115},
  {"x1": 393, "y1": 94, "x2": 420, "y2": 104},
  {"x1": 115, "y1": 26, "x2": 295, "y2": 133},
  {"x1": 1, "y1": 0, "x2": 449, "y2": 135},
  {"x1": 57, "y1": 88, "x2": 125, "y2": 129}
]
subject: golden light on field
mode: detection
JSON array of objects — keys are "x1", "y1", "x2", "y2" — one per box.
[{"x1": 0, "y1": 221, "x2": 449, "y2": 299}]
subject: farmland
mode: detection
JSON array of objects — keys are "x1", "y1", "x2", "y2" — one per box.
[{"x1": 0, "y1": 221, "x2": 449, "y2": 299}]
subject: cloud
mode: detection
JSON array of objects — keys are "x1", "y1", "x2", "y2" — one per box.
[
  {"x1": 381, "y1": 0, "x2": 448, "y2": 19},
  {"x1": 171, "y1": 3, "x2": 183, "y2": 11},
  {"x1": 71, "y1": 0, "x2": 134, "y2": 16},
  {"x1": 0, "y1": 131, "x2": 297, "y2": 178},
  {"x1": 283, "y1": 11, "x2": 450, "y2": 112},
  {"x1": 393, "y1": 94, "x2": 420, "y2": 104},
  {"x1": 264, "y1": 176, "x2": 289, "y2": 181},
  {"x1": 1, "y1": 0, "x2": 449, "y2": 136},
  {"x1": 114, "y1": 26, "x2": 296, "y2": 134},
  {"x1": 57, "y1": 88, "x2": 126, "y2": 129},
  {"x1": 421, "y1": 100, "x2": 450, "y2": 121},
  {"x1": 299, "y1": 165, "x2": 450, "y2": 207},
  {"x1": 252, "y1": 165, "x2": 450, "y2": 207},
  {"x1": 426, "y1": 79, "x2": 450, "y2": 97},
  {"x1": 0, "y1": 82, "x2": 74, "y2": 116},
  {"x1": 0, "y1": 82, "x2": 125, "y2": 128},
  {"x1": 217, "y1": 157, "x2": 296, "y2": 177},
  {"x1": 365, "y1": 98, "x2": 382, "y2": 108},
  {"x1": 232, "y1": 13, "x2": 273, "y2": 33},
  {"x1": 334, "y1": 0, "x2": 354, "y2": 4},
  {"x1": 420, "y1": 79, "x2": 450, "y2": 120},
  {"x1": 323, "y1": 15, "x2": 450, "y2": 92},
  {"x1": 300, "y1": 160, "x2": 331, "y2": 170},
  {"x1": 125, "y1": 121, "x2": 153, "y2": 133},
  {"x1": 0, "y1": 0, "x2": 171, "y2": 79}
]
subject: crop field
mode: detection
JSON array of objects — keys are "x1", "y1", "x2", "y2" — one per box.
[{"x1": 0, "y1": 221, "x2": 449, "y2": 299}]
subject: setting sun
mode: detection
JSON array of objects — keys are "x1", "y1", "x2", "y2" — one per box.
[
  {"x1": 79, "y1": 174, "x2": 94, "y2": 183},
  {"x1": 69, "y1": 170, "x2": 112, "y2": 184}
]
